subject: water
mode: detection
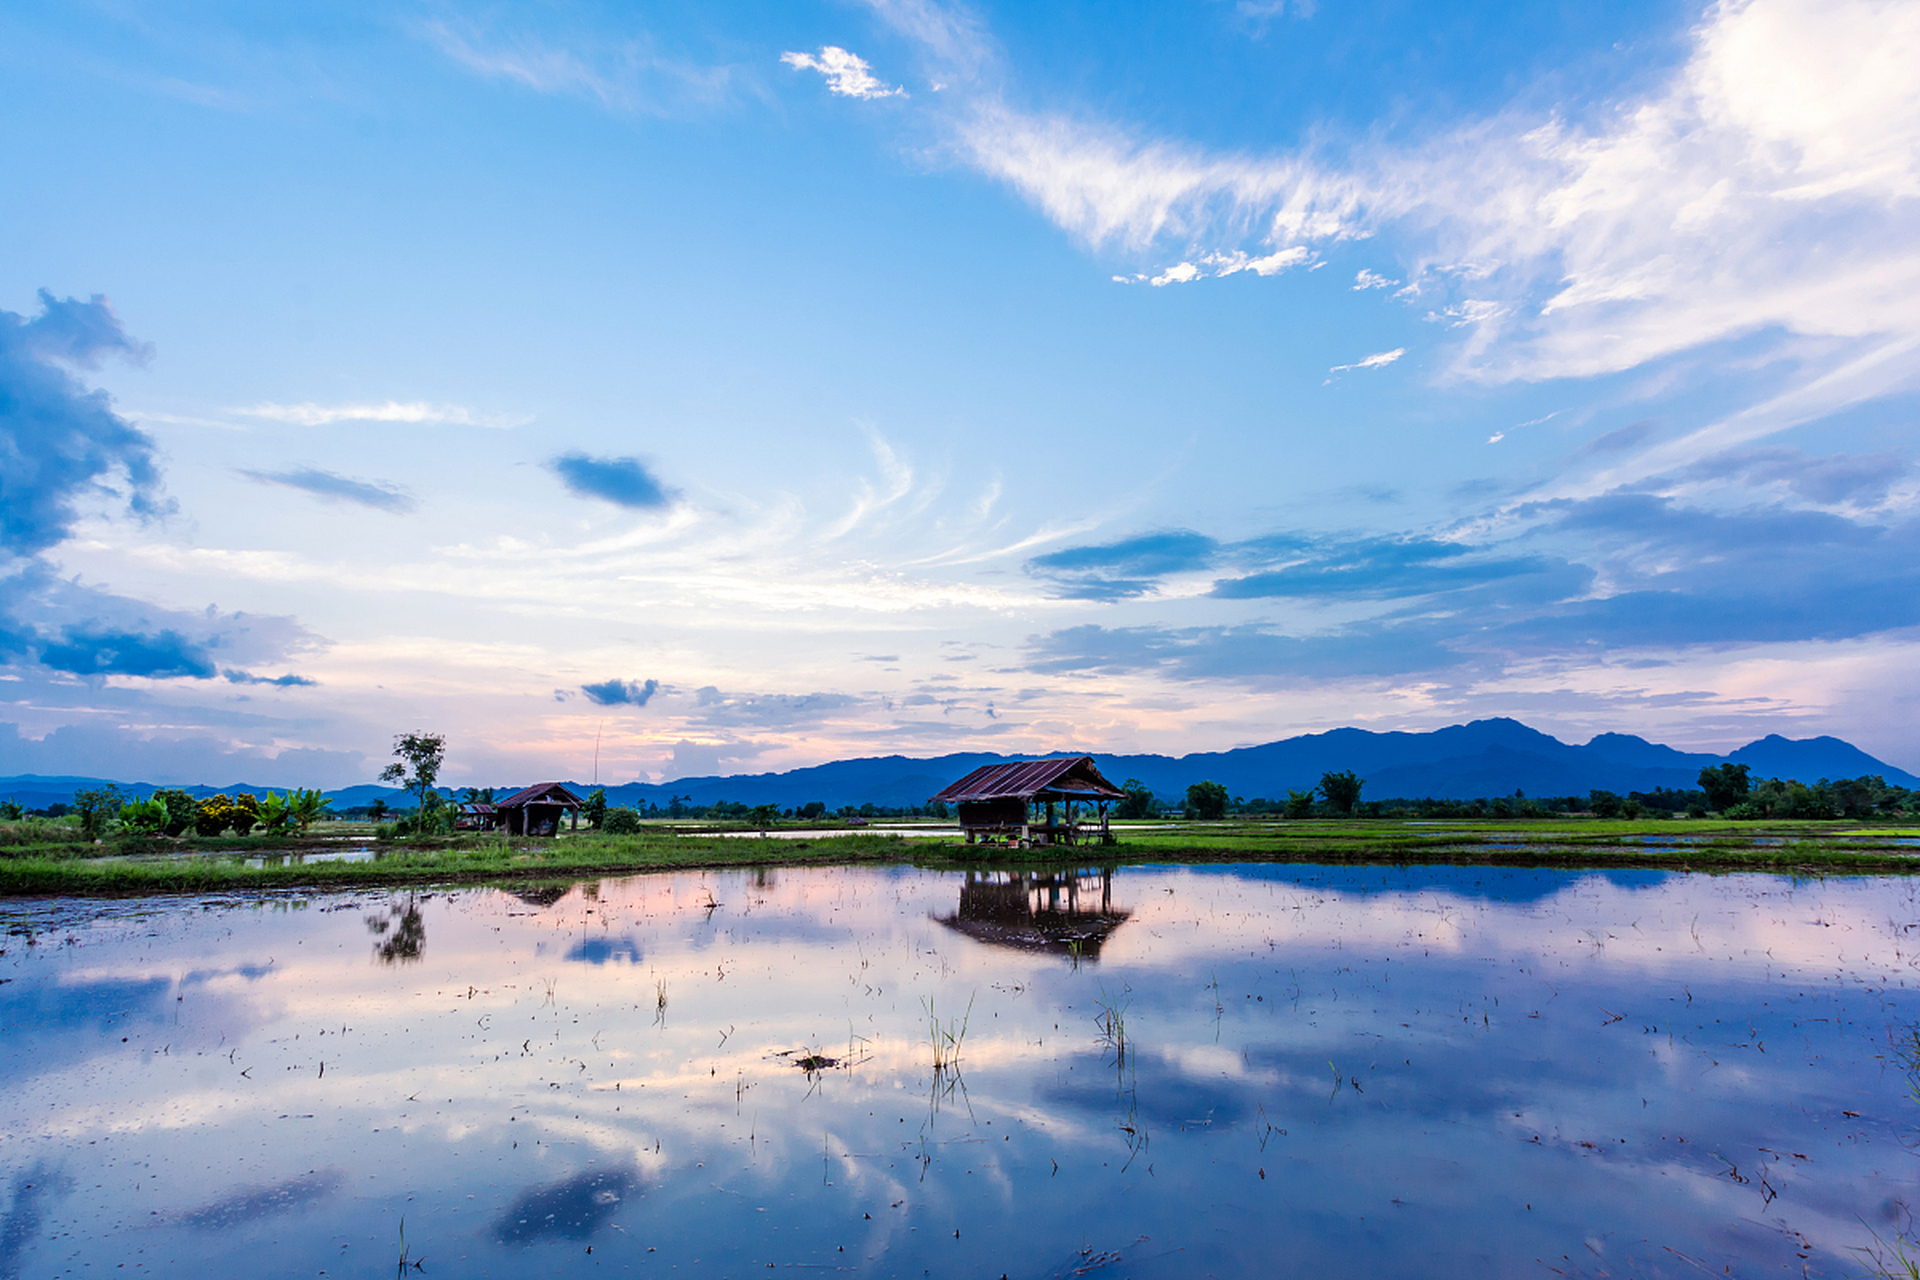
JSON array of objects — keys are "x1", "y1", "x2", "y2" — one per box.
[{"x1": 3, "y1": 863, "x2": 1918, "y2": 1278}]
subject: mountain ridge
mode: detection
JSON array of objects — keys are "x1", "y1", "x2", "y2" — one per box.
[{"x1": 3, "y1": 718, "x2": 1912, "y2": 811}]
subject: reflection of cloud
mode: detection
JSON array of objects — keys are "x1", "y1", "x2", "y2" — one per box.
[
  {"x1": 493, "y1": 1168, "x2": 638, "y2": 1243},
  {"x1": 0, "y1": 1166, "x2": 69, "y2": 1280},
  {"x1": 176, "y1": 1170, "x2": 345, "y2": 1231},
  {"x1": 565, "y1": 937, "x2": 644, "y2": 965}
]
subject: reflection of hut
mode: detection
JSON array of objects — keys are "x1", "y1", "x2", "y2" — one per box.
[
  {"x1": 454, "y1": 802, "x2": 499, "y2": 832},
  {"x1": 931, "y1": 757, "x2": 1124, "y2": 847},
  {"x1": 934, "y1": 868, "x2": 1131, "y2": 961},
  {"x1": 494, "y1": 783, "x2": 584, "y2": 837}
]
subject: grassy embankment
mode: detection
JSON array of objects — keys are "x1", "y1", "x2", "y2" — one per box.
[{"x1": 3, "y1": 815, "x2": 1918, "y2": 897}]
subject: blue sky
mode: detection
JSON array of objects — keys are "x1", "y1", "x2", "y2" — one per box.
[{"x1": 3, "y1": 0, "x2": 1918, "y2": 786}]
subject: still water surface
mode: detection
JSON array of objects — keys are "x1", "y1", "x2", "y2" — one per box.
[{"x1": 3, "y1": 864, "x2": 1918, "y2": 1278}]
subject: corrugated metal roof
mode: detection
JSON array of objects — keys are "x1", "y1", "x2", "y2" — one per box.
[
  {"x1": 495, "y1": 782, "x2": 585, "y2": 809},
  {"x1": 930, "y1": 756, "x2": 1126, "y2": 803}
]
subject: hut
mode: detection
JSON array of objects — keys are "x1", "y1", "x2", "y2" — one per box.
[
  {"x1": 930, "y1": 756, "x2": 1125, "y2": 847},
  {"x1": 453, "y1": 802, "x2": 499, "y2": 832},
  {"x1": 494, "y1": 783, "x2": 584, "y2": 837}
]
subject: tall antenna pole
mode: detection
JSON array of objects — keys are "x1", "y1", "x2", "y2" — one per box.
[{"x1": 593, "y1": 720, "x2": 603, "y2": 787}]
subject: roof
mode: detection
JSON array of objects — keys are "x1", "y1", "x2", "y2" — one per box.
[
  {"x1": 495, "y1": 782, "x2": 585, "y2": 809},
  {"x1": 930, "y1": 757, "x2": 1126, "y2": 804}
]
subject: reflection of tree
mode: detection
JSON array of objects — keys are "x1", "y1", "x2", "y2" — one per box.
[
  {"x1": 934, "y1": 867, "x2": 1131, "y2": 962},
  {"x1": 366, "y1": 899, "x2": 425, "y2": 965}
]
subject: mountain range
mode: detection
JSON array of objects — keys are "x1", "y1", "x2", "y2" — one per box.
[{"x1": 2, "y1": 718, "x2": 1912, "y2": 813}]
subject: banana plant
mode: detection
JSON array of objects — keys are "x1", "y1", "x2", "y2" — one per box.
[
  {"x1": 290, "y1": 788, "x2": 333, "y2": 831},
  {"x1": 118, "y1": 795, "x2": 170, "y2": 833}
]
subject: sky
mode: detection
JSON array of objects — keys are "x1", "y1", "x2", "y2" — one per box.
[{"x1": 2, "y1": 0, "x2": 1918, "y2": 788}]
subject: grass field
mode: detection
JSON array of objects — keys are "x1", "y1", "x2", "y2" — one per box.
[{"x1": 2, "y1": 815, "x2": 1917, "y2": 897}]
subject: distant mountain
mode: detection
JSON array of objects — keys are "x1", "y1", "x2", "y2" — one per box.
[{"x1": 3, "y1": 718, "x2": 1912, "y2": 812}]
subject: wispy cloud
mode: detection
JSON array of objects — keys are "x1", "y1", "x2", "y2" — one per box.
[
  {"x1": 780, "y1": 46, "x2": 906, "y2": 100},
  {"x1": 422, "y1": 18, "x2": 735, "y2": 115},
  {"x1": 1327, "y1": 348, "x2": 1405, "y2": 375},
  {"x1": 238, "y1": 468, "x2": 416, "y2": 514},
  {"x1": 1353, "y1": 269, "x2": 1396, "y2": 290},
  {"x1": 236, "y1": 400, "x2": 522, "y2": 428}
]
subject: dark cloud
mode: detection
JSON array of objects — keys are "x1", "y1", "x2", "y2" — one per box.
[
  {"x1": 239, "y1": 467, "x2": 416, "y2": 513},
  {"x1": 581, "y1": 677, "x2": 659, "y2": 706},
  {"x1": 1681, "y1": 446, "x2": 1909, "y2": 505},
  {"x1": 223, "y1": 669, "x2": 319, "y2": 687},
  {"x1": 1211, "y1": 536, "x2": 1584, "y2": 602},
  {"x1": 0, "y1": 722, "x2": 366, "y2": 787},
  {"x1": 38, "y1": 628, "x2": 217, "y2": 679},
  {"x1": 0, "y1": 290, "x2": 166, "y2": 556},
  {"x1": 176, "y1": 1171, "x2": 345, "y2": 1232},
  {"x1": 1576, "y1": 419, "x2": 1656, "y2": 457},
  {"x1": 1025, "y1": 530, "x2": 1218, "y2": 600},
  {"x1": 551, "y1": 453, "x2": 674, "y2": 508},
  {"x1": 1022, "y1": 492, "x2": 1920, "y2": 682}
]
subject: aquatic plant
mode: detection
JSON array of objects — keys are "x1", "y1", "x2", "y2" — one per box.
[
  {"x1": 925, "y1": 995, "x2": 973, "y2": 1074},
  {"x1": 1095, "y1": 986, "x2": 1130, "y2": 1067}
]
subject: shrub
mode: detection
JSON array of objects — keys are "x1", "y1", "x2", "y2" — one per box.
[
  {"x1": 194, "y1": 794, "x2": 261, "y2": 837},
  {"x1": 603, "y1": 807, "x2": 642, "y2": 835}
]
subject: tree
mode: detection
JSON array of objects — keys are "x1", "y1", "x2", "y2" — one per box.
[
  {"x1": 1185, "y1": 780, "x2": 1229, "y2": 820},
  {"x1": 1116, "y1": 778, "x2": 1156, "y2": 820},
  {"x1": 1318, "y1": 770, "x2": 1364, "y2": 817},
  {"x1": 1284, "y1": 789, "x2": 1316, "y2": 819},
  {"x1": 585, "y1": 787, "x2": 608, "y2": 830},
  {"x1": 604, "y1": 807, "x2": 642, "y2": 834},
  {"x1": 749, "y1": 803, "x2": 779, "y2": 829},
  {"x1": 1588, "y1": 789, "x2": 1625, "y2": 818},
  {"x1": 368, "y1": 798, "x2": 389, "y2": 823},
  {"x1": 1697, "y1": 763, "x2": 1751, "y2": 812},
  {"x1": 72, "y1": 785, "x2": 125, "y2": 840},
  {"x1": 380, "y1": 732, "x2": 447, "y2": 824},
  {"x1": 799, "y1": 801, "x2": 827, "y2": 820}
]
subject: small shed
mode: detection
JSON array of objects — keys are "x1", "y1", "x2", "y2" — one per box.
[
  {"x1": 494, "y1": 783, "x2": 585, "y2": 837},
  {"x1": 930, "y1": 757, "x2": 1125, "y2": 847},
  {"x1": 454, "y1": 802, "x2": 499, "y2": 832}
]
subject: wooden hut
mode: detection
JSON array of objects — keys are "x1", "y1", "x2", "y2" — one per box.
[
  {"x1": 494, "y1": 783, "x2": 584, "y2": 837},
  {"x1": 453, "y1": 802, "x2": 499, "y2": 832},
  {"x1": 930, "y1": 757, "x2": 1125, "y2": 847},
  {"x1": 933, "y1": 868, "x2": 1132, "y2": 960}
]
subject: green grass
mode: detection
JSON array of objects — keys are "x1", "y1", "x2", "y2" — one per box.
[{"x1": 1, "y1": 817, "x2": 1916, "y2": 897}]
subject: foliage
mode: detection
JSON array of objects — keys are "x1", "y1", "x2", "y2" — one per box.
[
  {"x1": 1115, "y1": 778, "x2": 1157, "y2": 819},
  {"x1": 1284, "y1": 789, "x2": 1316, "y2": 819},
  {"x1": 585, "y1": 787, "x2": 608, "y2": 830},
  {"x1": 118, "y1": 795, "x2": 170, "y2": 833},
  {"x1": 1697, "y1": 763, "x2": 1752, "y2": 812},
  {"x1": 1184, "y1": 780, "x2": 1229, "y2": 820},
  {"x1": 1318, "y1": 770, "x2": 1364, "y2": 816},
  {"x1": 152, "y1": 789, "x2": 197, "y2": 836},
  {"x1": 749, "y1": 803, "x2": 779, "y2": 828},
  {"x1": 194, "y1": 793, "x2": 260, "y2": 837},
  {"x1": 603, "y1": 807, "x2": 642, "y2": 834},
  {"x1": 798, "y1": 801, "x2": 828, "y2": 820},
  {"x1": 72, "y1": 785, "x2": 126, "y2": 839},
  {"x1": 379, "y1": 732, "x2": 447, "y2": 820},
  {"x1": 0, "y1": 799, "x2": 21, "y2": 821}
]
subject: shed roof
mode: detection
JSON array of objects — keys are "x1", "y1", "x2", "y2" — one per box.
[
  {"x1": 930, "y1": 756, "x2": 1126, "y2": 804},
  {"x1": 495, "y1": 782, "x2": 585, "y2": 809}
]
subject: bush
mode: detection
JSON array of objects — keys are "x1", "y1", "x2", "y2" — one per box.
[
  {"x1": 194, "y1": 794, "x2": 261, "y2": 837},
  {"x1": 603, "y1": 807, "x2": 642, "y2": 835}
]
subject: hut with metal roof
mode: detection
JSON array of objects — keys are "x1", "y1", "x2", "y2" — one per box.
[
  {"x1": 493, "y1": 782, "x2": 584, "y2": 837},
  {"x1": 453, "y1": 802, "x2": 499, "y2": 832},
  {"x1": 930, "y1": 756, "x2": 1125, "y2": 847}
]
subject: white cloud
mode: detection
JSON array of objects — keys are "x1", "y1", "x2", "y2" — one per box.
[
  {"x1": 780, "y1": 47, "x2": 906, "y2": 100},
  {"x1": 1327, "y1": 348, "x2": 1406, "y2": 375},
  {"x1": 236, "y1": 401, "x2": 523, "y2": 428},
  {"x1": 1353, "y1": 269, "x2": 1396, "y2": 290},
  {"x1": 891, "y1": 0, "x2": 1920, "y2": 415},
  {"x1": 1144, "y1": 247, "x2": 1311, "y2": 286}
]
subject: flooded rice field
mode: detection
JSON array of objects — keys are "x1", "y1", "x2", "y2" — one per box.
[{"x1": 3, "y1": 863, "x2": 1918, "y2": 1278}]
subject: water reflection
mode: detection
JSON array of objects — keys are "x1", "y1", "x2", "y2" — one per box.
[
  {"x1": 366, "y1": 898, "x2": 425, "y2": 964},
  {"x1": 935, "y1": 867, "x2": 1132, "y2": 961},
  {"x1": 2, "y1": 865, "x2": 1917, "y2": 1278},
  {"x1": 177, "y1": 1169, "x2": 345, "y2": 1231},
  {"x1": 493, "y1": 1167, "x2": 640, "y2": 1244}
]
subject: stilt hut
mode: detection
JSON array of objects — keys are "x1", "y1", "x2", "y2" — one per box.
[
  {"x1": 494, "y1": 783, "x2": 584, "y2": 837},
  {"x1": 930, "y1": 757, "x2": 1125, "y2": 847},
  {"x1": 934, "y1": 867, "x2": 1132, "y2": 960}
]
